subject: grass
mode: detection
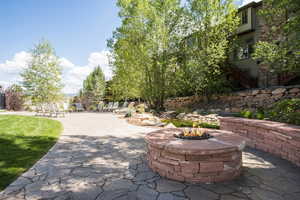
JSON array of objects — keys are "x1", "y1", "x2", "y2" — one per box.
[
  {"x1": 0, "y1": 115, "x2": 62, "y2": 190},
  {"x1": 162, "y1": 119, "x2": 220, "y2": 129}
]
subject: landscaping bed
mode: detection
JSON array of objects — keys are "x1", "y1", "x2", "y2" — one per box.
[
  {"x1": 0, "y1": 115, "x2": 62, "y2": 190},
  {"x1": 235, "y1": 98, "x2": 300, "y2": 126},
  {"x1": 161, "y1": 119, "x2": 219, "y2": 129}
]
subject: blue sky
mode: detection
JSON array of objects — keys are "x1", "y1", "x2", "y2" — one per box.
[
  {"x1": 0, "y1": 0, "x2": 120, "y2": 65},
  {"x1": 0, "y1": 0, "x2": 252, "y2": 94}
]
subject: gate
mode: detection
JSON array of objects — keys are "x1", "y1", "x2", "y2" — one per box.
[{"x1": 0, "y1": 93, "x2": 5, "y2": 109}]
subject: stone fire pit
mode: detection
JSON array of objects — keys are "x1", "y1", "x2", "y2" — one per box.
[{"x1": 145, "y1": 128, "x2": 246, "y2": 183}]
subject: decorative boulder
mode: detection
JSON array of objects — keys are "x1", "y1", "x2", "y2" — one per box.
[
  {"x1": 164, "y1": 123, "x2": 177, "y2": 128},
  {"x1": 141, "y1": 120, "x2": 159, "y2": 126},
  {"x1": 176, "y1": 113, "x2": 186, "y2": 119}
]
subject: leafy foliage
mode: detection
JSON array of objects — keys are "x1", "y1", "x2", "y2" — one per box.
[
  {"x1": 162, "y1": 119, "x2": 220, "y2": 129},
  {"x1": 109, "y1": 0, "x2": 185, "y2": 110},
  {"x1": 109, "y1": 0, "x2": 239, "y2": 110},
  {"x1": 80, "y1": 66, "x2": 106, "y2": 110},
  {"x1": 182, "y1": 0, "x2": 239, "y2": 97},
  {"x1": 4, "y1": 84, "x2": 24, "y2": 111},
  {"x1": 236, "y1": 99, "x2": 300, "y2": 125},
  {"x1": 253, "y1": 0, "x2": 300, "y2": 73},
  {"x1": 21, "y1": 40, "x2": 63, "y2": 104},
  {"x1": 268, "y1": 98, "x2": 300, "y2": 125}
]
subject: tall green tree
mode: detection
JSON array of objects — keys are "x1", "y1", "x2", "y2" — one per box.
[
  {"x1": 109, "y1": 0, "x2": 184, "y2": 110},
  {"x1": 184, "y1": 0, "x2": 239, "y2": 97},
  {"x1": 253, "y1": 0, "x2": 300, "y2": 73},
  {"x1": 109, "y1": 0, "x2": 238, "y2": 109},
  {"x1": 22, "y1": 40, "x2": 63, "y2": 104},
  {"x1": 81, "y1": 66, "x2": 106, "y2": 107}
]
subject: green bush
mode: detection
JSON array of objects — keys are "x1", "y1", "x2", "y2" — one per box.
[
  {"x1": 199, "y1": 122, "x2": 220, "y2": 129},
  {"x1": 136, "y1": 104, "x2": 146, "y2": 113},
  {"x1": 267, "y1": 98, "x2": 300, "y2": 125},
  {"x1": 236, "y1": 98, "x2": 300, "y2": 126},
  {"x1": 125, "y1": 109, "x2": 134, "y2": 118},
  {"x1": 161, "y1": 119, "x2": 220, "y2": 129},
  {"x1": 88, "y1": 105, "x2": 97, "y2": 112},
  {"x1": 255, "y1": 111, "x2": 265, "y2": 120},
  {"x1": 240, "y1": 110, "x2": 253, "y2": 119}
]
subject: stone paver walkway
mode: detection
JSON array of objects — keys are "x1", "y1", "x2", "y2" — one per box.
[{"x1": 0, "y1": 113, "x2": 300, "y2": 200}]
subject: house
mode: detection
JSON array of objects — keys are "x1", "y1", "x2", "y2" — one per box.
[{"x1": 230, "y1": 0, "x2": 299, "y2": 88}]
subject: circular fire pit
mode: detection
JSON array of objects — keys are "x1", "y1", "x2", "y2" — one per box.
[{"x1": 145, "y1": 128, "x2": 246, "y2": 183}]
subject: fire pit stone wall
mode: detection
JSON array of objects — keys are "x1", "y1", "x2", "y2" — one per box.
[{"x1": 145, "y1": 128, "x2": 246, "y2": 183}]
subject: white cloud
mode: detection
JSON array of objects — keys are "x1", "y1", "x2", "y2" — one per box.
[
  {"x1": 62, "y1": 50, "x2": 112, "y2": 94},
  {"x1": 0, "y1": 51, "x2": 31, "y2": 74},
  {"x1": 59, "y1": 57, "x2": 75, "y2": 69},
  {"x1": 0, "y1": 50, "x2": 112, "y2": 94},
  {"x1": 87, "y1": 51, "x2": 112, "y2": 80}
]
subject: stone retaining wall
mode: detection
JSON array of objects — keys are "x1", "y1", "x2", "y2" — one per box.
[
  {"x1": 220, "y1": 117, "x2": 300, "y2": 167},
  {"x1": 164, "y1": 85, "x2": 300, "y2": 112},
  {"x1": 145, "y1": 129, "x2": 245, "y2": 183},
  {"x1": 147, "y1": 145, "x2": 242, "y2": 183}
]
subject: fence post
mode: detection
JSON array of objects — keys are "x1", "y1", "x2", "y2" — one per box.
[{"x1": 0, "y1": 93, "x2": 5, "y2": 109}]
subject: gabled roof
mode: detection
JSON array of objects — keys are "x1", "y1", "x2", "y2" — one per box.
[{"x1": 238, "y1": 0, "x2": 263, "y2": 11}]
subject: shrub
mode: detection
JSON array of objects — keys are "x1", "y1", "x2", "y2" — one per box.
[
  {"x1": 69, "y1": 105, "x2": 76, "y2": 112},
  {"x1": 136, "y1": 103, "x2": 146, "y2": 113},
  {"x1": 161, "y1": 119, "x2": 220, "y2": 129},
  {"x1": 236, "y1": 99, "x2": 300, "y2": 126},
  {"x1": 88, "y1": 105, "x2": 97, "y2": 112},
  {"x1": 199, "y1": 122, "x2": 220, "y2": 129},
  {"x1": 240, "y1": 110, "x2": 253, "y2": 119},
  {"x1": 125, "y1": 109, "x2": 135, "y2": 118},
  {"x1": 267, "y1": 98, "x2": 300, "y2": 125},
  {"x1": 5, "y1": 85, "x2": 24, "y2": 111},
  {"x1": 255, "y1": 111, "x2": 265, "y2": 120}
]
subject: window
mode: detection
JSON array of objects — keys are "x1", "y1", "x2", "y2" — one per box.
[
  {"x1": 236, "y1": 39, "x2": 254, "y2": 60},
  {"x1": 241, "y1": 10, "x2": 248, "y2": 25}
]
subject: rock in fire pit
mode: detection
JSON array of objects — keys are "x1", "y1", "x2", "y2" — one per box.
[{"x1": 145, "y1": 128, "x2": 246, "y2": 183}]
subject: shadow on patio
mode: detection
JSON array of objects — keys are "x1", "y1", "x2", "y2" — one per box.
[{"x1": 1, "y1": 133, "x2": 300, "y2": 200}]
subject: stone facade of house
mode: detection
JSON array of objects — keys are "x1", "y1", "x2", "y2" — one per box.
[{"x1": 230, "y1": 1, "x2": 294, "y2": 88}]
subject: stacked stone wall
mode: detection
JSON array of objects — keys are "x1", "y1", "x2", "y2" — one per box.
[
  {"x1": 147, "y1": 144, "x2": 242, "y2": 183},
  {"x1": 220, "y1": 117, "x2": 300, "y2": 167},
  {"x1": 164, "y1": 85, "x2": 300, "y2": 112}
]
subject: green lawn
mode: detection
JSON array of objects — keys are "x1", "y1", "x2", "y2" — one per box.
[{"x1": 0, "y1": 115, "x2": 62, "y2": 190}]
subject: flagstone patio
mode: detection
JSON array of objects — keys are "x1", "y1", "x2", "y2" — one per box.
[{"x1": 0, "y1": 113, "x2": 299, "y2": 200}]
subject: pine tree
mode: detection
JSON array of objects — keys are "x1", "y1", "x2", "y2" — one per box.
[{"x1": 81, "y1": 66, "x2": 106, "y2": 108}]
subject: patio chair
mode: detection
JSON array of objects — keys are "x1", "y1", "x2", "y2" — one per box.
[
  {"x1": 55, "y1": 103, "x2": 66, "y2": 117},
  {"x1": 98, "y1": 101, "x2": 105, "y2": 112},
  {"x1": 49, "y1": 103, "x2": 58, "y2": 117},
  {"x1": 122, "y1": 101, "x2": 129, "y2": 108},
  {"x1": 63, "y1": 103, "x2": 70, "y2": 113},
  {"x1": 104, "y1": 102, "x2": 113, "y2": 112},
  {"x1": 114, "y1": 101, "x2": 132, "y2": 114},
  {"x1": 40, "y1": 104, "x2": 47, "y2": 117},
  {"x1": 35, "y1": 104, "x2": 43, "y2": 116},
  {"x1": 111, "y1": 102, "x2": 119, "y2": 112},
  {"x1": 43, "y1": 103, "x2": 52, "y2": 117},
  {"x1": 75, "y1": 103, "x2": 84, "y2": 112}
]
